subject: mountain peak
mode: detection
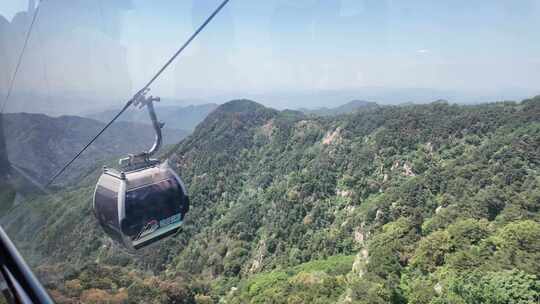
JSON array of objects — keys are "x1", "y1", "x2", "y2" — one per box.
[
  {"x1": 214, "y1": 99, "x2": 266, "y2": 114},
  {"x1": 193, "y1": 99, "x2": 276, "y2": 133},
  {"x1": 175, "y1": 99, "x2": 278, "y2": 158}
]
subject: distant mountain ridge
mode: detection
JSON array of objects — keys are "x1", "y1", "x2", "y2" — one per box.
[
  {"x1": 300, "y1": 99, "x2": 379, "y2": 116},
  {"x1": 3, "y1": 113, "x2": 189, "y2": 186},
  {"x1": 86, "y1": 103, "x2": 218, "y2": 131}
]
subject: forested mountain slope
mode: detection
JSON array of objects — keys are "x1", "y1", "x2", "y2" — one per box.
[
  {"x1": 0, "y1": 114, "x2": 15, "y2": 211},
  {"x1": 1, "y1": 97, "x2": 539, "y2": 303}
]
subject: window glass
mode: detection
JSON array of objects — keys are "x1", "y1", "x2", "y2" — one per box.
[{"x1": 122, "y1": 179, "x2": 183, "y2": 239}]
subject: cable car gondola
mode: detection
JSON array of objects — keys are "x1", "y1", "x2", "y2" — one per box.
[{"x1": 93, "y1": 90, "x2": 189, "y2": 250}]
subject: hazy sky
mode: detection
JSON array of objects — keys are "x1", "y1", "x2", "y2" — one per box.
[
  {"x1": 1, "y1": 0, "x2": 540, "y2": 112},
  {"x1": 121, "y1": 0, "x2": 540, "y2": 97}
]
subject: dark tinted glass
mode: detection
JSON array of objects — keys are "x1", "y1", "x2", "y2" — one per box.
[
  {"x1": 94, "y1": 185, "x2": 124, "y2": 244},
  {"x1": 94, "y1": 185, "x2": 119, "y2": 227},
  {"x1": 122, "y1": 179, "x2": 185, "y2": 239}
]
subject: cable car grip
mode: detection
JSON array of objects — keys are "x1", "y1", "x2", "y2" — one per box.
[{"x1": 119, "y1": 88, "x2": 164, "y2": 170}]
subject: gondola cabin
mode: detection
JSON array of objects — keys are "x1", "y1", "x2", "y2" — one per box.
[{"x1": 93, "y1": 161, "x2": 189, "y2": 250}]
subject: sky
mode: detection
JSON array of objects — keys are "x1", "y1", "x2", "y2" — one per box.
[{"x1": 1, "y1": 0, "x2": 540, "y2": 113}]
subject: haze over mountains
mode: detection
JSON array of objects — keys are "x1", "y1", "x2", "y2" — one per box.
[
  {"x1": 0, "y1": 98, "x2": 381, "y2": 192},
  {"x1": 2, "y1": 113, "x2": 189, "y2": 186},
  {"x1": 3, "y1": 0, "x2": 540, "y2": 121},
  {"x1": 221, "y1": 87, "x2": 540, "y2": 110},
  {"x1": 300, "y1": 100, "x2": 379, "y2": 116},
  {"x1": 84, "y1": 100, "x2": 379, "y2": 131},
  {"x1": 85, "y1": 103, "x2": 218, "y2": 131}
]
